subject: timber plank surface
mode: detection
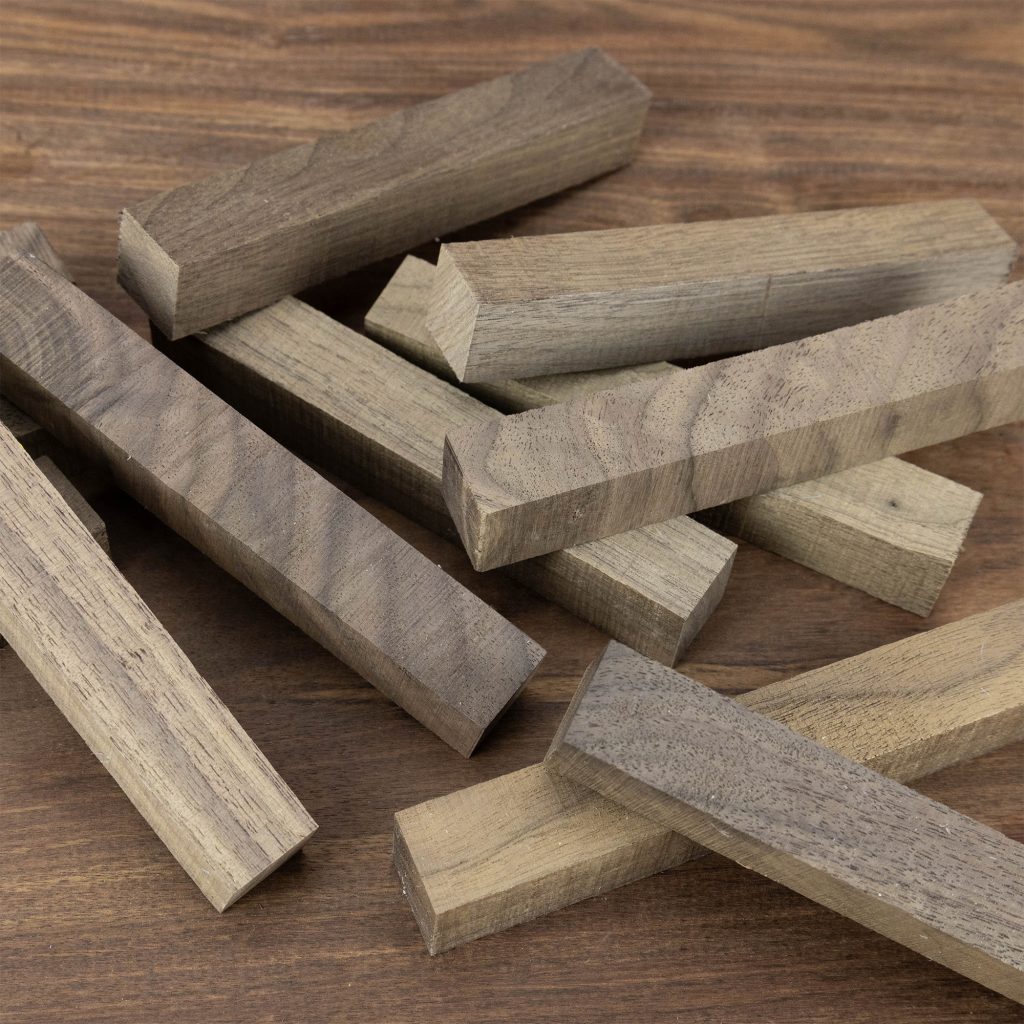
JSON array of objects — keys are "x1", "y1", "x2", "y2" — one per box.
[
  {"x1": 0, "y1": 256, "x2": 544, "y2": 755},
  {"x1": 427, "y1": 200, "x2": 1017, "y2": 380},
  {"x1": 169, "y1": 297, "x2": 735, "y2": 664},
  {"x1": 368, "y1": 255, "x2": 982, "y2": 613},
  {"x1": 1, "y1": 3, "x2": 1022, "y2": 1022},
  {"x1": 119, "y1": 47, "x2": 650, "y2": 338},
  {"x1": 443, "y1": 284, "x2": 1024, "y2": 568},
  {"x1": 395, "y1": 603, "x2": 1024, "y2": 953},
  {"x1": 0, "y1": 425, "x2": 317, "y2": 911},
  {"x1": 546, "y1": 640, "x2": 1024, "y2": 1001}
]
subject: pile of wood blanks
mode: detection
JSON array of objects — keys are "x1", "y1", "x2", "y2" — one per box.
[{"x1": 1, "y1": 46, "x2": 1022, "y2": 1004}]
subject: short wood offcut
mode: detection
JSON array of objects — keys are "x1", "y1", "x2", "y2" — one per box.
[
  {"x1": 0, "y1": 219, "x2": 70, "y2": 277},
  {"x1": 394, "y1": 602, "x2": 1024, "y2": 954},
  {"x1": 443, "y1": 284, "x2": 1024, "y2": 569},
  {"x1": 118, "y1": 47, "x2": 651, "y2": 339},
  {"x1": 0, "y1": 424, "x2": 317, "y2": 911},
  {"x1": 546, "y1": 640, "x2": 1024, "y2": 1001},
  {"x1": 426, "y1": 199, "x2": 1017, "y2": 380},
  {"x1": 167, "y1": 297, "x2": 735, "y2": 665},
  {"x1": 0, "y1": 255, "x2": 544, "y2": 756},
  {"x1": 368, "y1": 255, "x2": 984, "y2": 613}
]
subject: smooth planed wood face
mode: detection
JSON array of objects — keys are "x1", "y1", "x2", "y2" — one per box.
[
  {"x1": 118, "y1": 47, "x2": 651, "y2": 339},
  {"x1": 546, "y1": 638, "x2": 1024, "y2": 1002},
  {"x1": 168, "y1": 297, "x2": 735, "y2": 665},
  {"x1": 443, "y1": 283, "x2": 1024, "y2": 569},
  {"x1": 426, "y1": 199, "x2": 1018, "y2": 380},
  {"x1": 0, "y1": 219, "x2": 70, "y2": 277},
  {"x1": 394, "y1": 602, "x2": 1024, "y2": 954},
  {"x1": 0, "y1": 424, "x2": 317, "y2": 911},
  {"x1": 368, "y1": 255, "x2": 985, "y2": 613},
  {"x1": 0, "y1": 255, "x2": 544, "y2": 756}
]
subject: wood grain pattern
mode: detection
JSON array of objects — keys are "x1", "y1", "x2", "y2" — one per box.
[
  {"x1": 0, "y1": 423, "x2": 317, "y2": 911},
  {"x1": 368, "y1": 255, "x2": 984, "y2": 612},
  {"x1": 168, "y1": 297, "x2": 735, "y2": 665},
  {"x1": 703, "y1": 459, "x2": 982, "y2": 616},
  {"x1": 444, "y1": 284, "x2": 1024, "y2": 569},
  {"x1": 0, "y1": 255, "x2": 544, "y2": 756},
  {"x1": 395, "y1": 602, "x2": 1024, "y2": 953},
  {"x1": 427, "y1": 200, "x2": 1018, "y2": 380},
  {"x1": 2, "y1": 3, "x2": 1021, "y2": 1021},
  {"x1": 118, "y1": 47, "x2": 651, "y2": 339},
  {"x1": 546, "y1": 638, "x2": 1024, "y2": 1001}
]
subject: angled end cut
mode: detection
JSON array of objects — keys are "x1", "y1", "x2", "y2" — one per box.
[{"x1": 117, "y1": 209, "x2": 182, "y2": 339}]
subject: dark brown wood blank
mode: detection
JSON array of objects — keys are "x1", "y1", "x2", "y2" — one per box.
[
  {"x1": 443, "y1": 284, "x2": 1024, "y2": 569},
  {"x1": 546, "y1": 641, "x2": 1024, "y2": 1002},
  {"x1": 118, "y1": 47, "x2": 651, "y2": 339},
  {"x1": 0, "y1": 423, "x2": 317, "y2": 911},
  {"x1": 0, "y1": 255, "x2": 544, "y2": 756}
]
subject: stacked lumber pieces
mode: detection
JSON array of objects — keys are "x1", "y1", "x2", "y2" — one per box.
[{"x1": 2, "y1": 46, "x2": 1022, "y2": 1006}]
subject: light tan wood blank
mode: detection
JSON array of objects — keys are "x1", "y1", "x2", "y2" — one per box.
[
  {"x1": 0, "y1": 255, "x2": 544, "y2": 756},
  {"x1": 0, "y1": 423, "x2": 317, "y2": 911},
  {"x1": 425, "y1": 199, "x2": 1017, "y2": 380},
  {"x1": 118, "y1": 47, "x2": 651, "y2": 339},
  {"x1": 546, "y1": 638, "x2": 1024, "y2": 1001},
  {"x1": 367, "y1": 255, "x2": 985, "y2": 612},
  {"x1": 442, "y1": 284, "x2": 1024, "y2": 569},
  {"x1": 168, "y1": 298, "x2": 735, "y2": 665},
  {"x1": 394, "y1": 602, "x2": 1024, "y2": 954}
]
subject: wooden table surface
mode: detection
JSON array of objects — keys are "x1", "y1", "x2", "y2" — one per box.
[{"x1": 1, "y1": 3, "x2": 1022, "y2": 1021}]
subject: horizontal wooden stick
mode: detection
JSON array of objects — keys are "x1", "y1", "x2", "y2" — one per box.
[
  {"x1": 546, "y1": 638, "x2": 1024, "y2": 1000},
  {"x1": 442, "y1": 284, "x2": 1024, "y2": 569},
  {"x1": 367, "y1": 255, "x2": 984, "y2": 612},
  {"x1": 0, "y1": 255, "x2": 544, "y2": 756},
  {"x1": 118, "y1": 47, "x2": 650, "y2": 339},
  {"x1": 426, "y1": 199, "x2": 1017, "y2": 380},
  {"x1": 168, "y1": 298, "x2": 735, "y2": 665},
  {"x1": 0, "y1": 424, "x2": 317, "y2": 911},
  {"x1": 394, "y1": 602, "x2": 1024, "y2": 954}
]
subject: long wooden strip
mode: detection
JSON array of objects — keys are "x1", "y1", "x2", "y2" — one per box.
[
  {"x1": 367, "y1": 255, "x2": 985, "y2": 613},
  {"x1": 443, "y1": 284, "x2": 1024, "y2": 569},
  {"x1": 168, "y1": 298, "x2": 735, "y2": 665},
  {"x1": 546, "y1": 639, "x2": 1024, "y2": 1001},
  {"x1": 394, "y1": 603, "x2": 1024, "y2": 954},
  {"x1": 0, "y1": 255, "x2": 544, "y2": 756},
  {"x1": 118, "y1": 47, "x2": 650, "y2": 339},
  {"x1": 0, "y1": 424, "x2": 317, "y2": 911},
  {"x1": 426, "y1": 200, "x2": 1017, "y2": 380}
]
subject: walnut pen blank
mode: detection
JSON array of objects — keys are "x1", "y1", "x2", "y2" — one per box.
[
  {"x1": 119, "y1": 47, "x2": 650, "y2": 339},
  {"x1": 442, "y1": 284, "x2": 1024, "y2": 569},
  {"x1": 0, "y1": 424, "x2": 316, "y2": 911}
]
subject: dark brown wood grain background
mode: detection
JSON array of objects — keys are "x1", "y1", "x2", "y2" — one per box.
[{"x1": 1, "y1": 3, "x2": 1022, "y2": 1021}]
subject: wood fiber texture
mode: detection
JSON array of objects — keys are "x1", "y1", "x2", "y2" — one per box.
[
  {"x1": 546, "y1": 639, "x2": 1024, "y2": 1001},
  {"x1": 368, "y1": 255, "x2": 984, "y2": 611},
  {"x1": 0, "y1": 424, "x2": 317, "y2": 911},
  {"x1": 33, "y1": 455, "x2": 109, "y2": 555},
  {"x1": 443, "y1": 284, "x2": 1024, "y2": 568},
  {"x1": 426, "y1": 200, "x2": 1018, "y2": 380},
  {"x1": 3, "y1": 4, "x2": 1022, "y2": 1021},
  {"x1": 0, "y1": 219, "x2": 70, "y2": 277},
  {"x1": 118, "y1": 47, "x2": 651, "y2": 339},
  {"x1": 169, "y1": 297, "x2": 734, "y2": 664},
  {"x1": 0, "y1": 255, "x2": 544, "y2": 756},
  {"x1": 394, "y1": 602, "x2": 1024, "y2": 953}
]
